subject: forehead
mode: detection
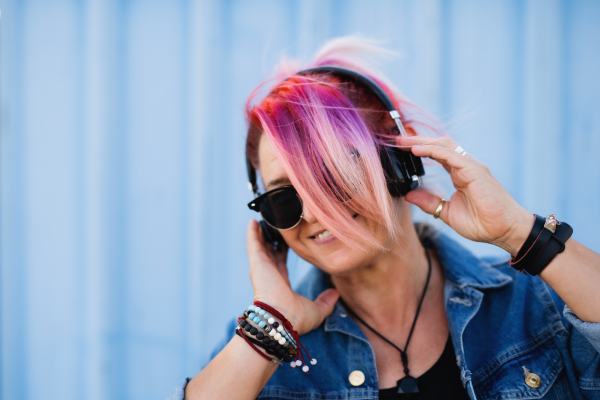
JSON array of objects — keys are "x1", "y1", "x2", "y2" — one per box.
[{"x1": 258, "y1": 133, "x2": 290, "y2": 190}]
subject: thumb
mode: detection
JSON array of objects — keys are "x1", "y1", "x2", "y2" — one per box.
[
  {"x1": 404, "y1": 189, "x2": 445, "y2": 219},
  {"x1": 313, "y1": 288, "x2": 340, "y2": 323}
]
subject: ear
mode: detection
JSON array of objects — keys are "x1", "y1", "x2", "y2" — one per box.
[{"x1": 404, "y1": 125, "x2": 417, "y2": 137}]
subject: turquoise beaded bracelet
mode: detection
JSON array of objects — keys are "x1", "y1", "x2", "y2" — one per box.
[{"x1": 246, "y1": 305, "x2": 297, "y2": 349}]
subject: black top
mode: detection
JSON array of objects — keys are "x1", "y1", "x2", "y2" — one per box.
[{"x1": 379, "y1": 335, "x2": 470, "y2": 400}]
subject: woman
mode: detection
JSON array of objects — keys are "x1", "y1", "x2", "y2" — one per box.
[{"x1": 170, "y1": 38, "x2": 600, "y2": 400}]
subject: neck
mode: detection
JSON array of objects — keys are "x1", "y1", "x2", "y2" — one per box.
[{"x1": 330, "y1": 204, "x2": 431, "y2": 331}]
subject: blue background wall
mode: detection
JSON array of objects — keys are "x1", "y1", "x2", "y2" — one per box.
[{"x1": 1, "y1": 1, "x2": 599, "y2": 399}]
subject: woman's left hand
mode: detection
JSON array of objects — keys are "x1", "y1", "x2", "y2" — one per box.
[{"x1": 396, "y1": 136, "x2": 533, "y2": 256}]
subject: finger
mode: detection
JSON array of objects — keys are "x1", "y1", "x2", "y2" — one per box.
[
  {"x1": 253, "y1": 223, "x2": 290, "y2": 284},
  {"x1": 310, "y1": 288, "x2": 340, "y2": 330},
  {"x1": 410, "y1": 144, "x2": 471, "y2": 170},
  {"x1": 247, "y1": 220, "x2": 290, "y2": 287},
  {"x1": 274, "y1": 244, "x2": 291, "y2": 287},
  {"x1": 404, "y1": 189, "x2": 450, "y2": 221},
  {"x1": 395, "y1": 135, "x2": 456, "y2": 148},
  {"x1": 247, "y1": 219, "x2": 266, "y2": 255}
]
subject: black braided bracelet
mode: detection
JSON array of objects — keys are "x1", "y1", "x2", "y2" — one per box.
[
  {"x1": 509, "y1": 214, "x2": 573, "y2": 276},
  {"x1": 512, "y1": 214, "x2": 545, "y2": 261},
  {"x1": 525, "y1": 221, "x2": 573, "y2": 276},
  {"x1": 509, "y1": 214, "x2": 552, "y2": 271}
]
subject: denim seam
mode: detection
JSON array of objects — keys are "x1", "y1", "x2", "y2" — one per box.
[
  {"x1": 257, "y1": 387, "x2": 378, "y2": 400},
  {"x1": 324, "y1": 324, "x2": 370, "y2": 345},
  {"x1": 535, "y1": 278, "x2": 567, "y2": 332},
  {"x1": 456, "y1": 287, "x2": 483, "y2": 389},
  {"x1": 474, "y1": 364, "x2": 563, "y2": 399},
  {"x1": 457, "y1": 277, "x2": 512, "y2": 291},
  {"x1": 579, "y1": 377, "x2": 600, "y2": 389},
  {"x1": 471, "y1": 327, "x2": 558, "y2": 384}
]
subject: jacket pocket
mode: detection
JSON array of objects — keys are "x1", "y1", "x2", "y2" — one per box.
[
  {"x1": 473, "y1": 337, "x2": 564, "y2": 399},
  {"x1": 578, "y1": 353, "x2": 600, "y2": 400}
]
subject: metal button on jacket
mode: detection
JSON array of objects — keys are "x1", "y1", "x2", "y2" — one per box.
[
  {"x1": 525, "y1": 372, "x2": 541, "y2": 388},
  {"x1": 348, "y1": 370, "x2": 365, "y2": 386}
]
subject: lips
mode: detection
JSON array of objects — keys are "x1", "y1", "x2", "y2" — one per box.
[
  {"x1": 314, "y1": 230, "x2": 332, "y2": 239},
  {"x1": 308, "y1": 227, "x2": 337, "y2": 245},
  {"x1": 309, "y1": 229, "x2": 329, "y2": 239}
]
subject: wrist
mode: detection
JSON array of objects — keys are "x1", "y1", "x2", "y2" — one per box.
[
  {"x1": 494, "y1": 208, "x2": 535, "y2": 257},
  {"x1": 253, "y1": 297, "x2": 303, "y2": 333},
  {"x1": 241, "y1": 302, "x2": 317, "y2": 372}
]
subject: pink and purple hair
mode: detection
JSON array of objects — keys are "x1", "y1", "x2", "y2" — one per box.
[{"x1": 245, "y1": 38, "x2": 444, "y2": 250}]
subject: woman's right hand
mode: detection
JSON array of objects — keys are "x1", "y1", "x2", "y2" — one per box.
[{"x1": 247, "y1": 219, "x2": 339, "y2": 335}]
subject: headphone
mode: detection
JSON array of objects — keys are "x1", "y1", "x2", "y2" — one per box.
[{"x1": 246, "y1": 66, "x2": 425, "y2": 250}]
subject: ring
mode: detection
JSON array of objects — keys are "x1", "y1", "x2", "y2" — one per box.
[
  {"x1": 454, "y1": 145, "x2": 467, "y2": 156},
  {"x1": 433, "y1": 199, "x2": 447, "y2": 219}
]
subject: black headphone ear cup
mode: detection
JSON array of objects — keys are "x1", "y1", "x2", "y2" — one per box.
[
  {"x1": 258, "y1": 220, "x2": 287, "y2": 252},
  {"x1": 380, "y1": 146, "x2": 423, "y2": 197},
  {"x1": 404, "y1": 149, "x2": 425, "y2": 177}
]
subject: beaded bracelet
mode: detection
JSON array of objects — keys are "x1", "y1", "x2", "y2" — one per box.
[
  {"x1": 235, "y1": 324, "x2": 282, "y2": 364},
  {"x1": 239, "y1": 318, "x2": 296, "y2": 356},
  {"x1": 236, "y1": 301, "x2": 317, "y2": 373},
  {"x1": 254, "y1": 301, "x2": 317, "y2": 373},
  {"x1": 245, "y1": 306, "x2": 297, "y2": 349},
  {"x1": 236, "y1": 327, "x2": 294, "y2": 363},
  {"x1": 246, "y1": 306, "x2": 296, "y2": 347}
]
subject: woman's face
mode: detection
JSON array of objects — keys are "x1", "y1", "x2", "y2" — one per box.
[{"x1": 257, "y1": 133, "x2": 406, "y2": 275}]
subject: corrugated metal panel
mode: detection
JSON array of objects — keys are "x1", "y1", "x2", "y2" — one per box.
[{"x1": 1, "y1": 1, "x2": 598, "y2": 399}]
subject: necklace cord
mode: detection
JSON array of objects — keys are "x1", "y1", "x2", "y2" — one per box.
[{"x1": 339, "y1": 247, "x2": 432, "y2": 376}]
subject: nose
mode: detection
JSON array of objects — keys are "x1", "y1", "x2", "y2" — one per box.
[{"x1": 301, "y1": 201, "x2": 319, "y2": 224}]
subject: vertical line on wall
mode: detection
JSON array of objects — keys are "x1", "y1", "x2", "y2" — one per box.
[
  {"x1": 75, "y1": 1, "x2": 86, "y2": 399},
  {"x1": 559, "y1": 0, "x2": 570, "y2": 219},
  {"x1": 439, "y1": 0, "x2": 451, "y2": 120},
  {"x1": 189, "y1": 0, "x2": 220, "y2": 368},
  {"x1": 180, "y1": 0, "x2": 192, "y2": 375},
  {"x1": 0, "y1": 0, "x2": 29, "y2": 398},
  {"x1": 513, "y1": 0, "x2": 526, "y2": 206},
  {"x1": 110, "y1": 0, "x2": 129, "y2": 397},
  {"x1": 82, "y1": 0, "x2": 114, "y2": 398}
]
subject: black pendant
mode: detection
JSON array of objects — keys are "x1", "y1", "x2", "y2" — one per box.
[{"x1": 397, "y1": 376, "x2": 419, "y2": 398}]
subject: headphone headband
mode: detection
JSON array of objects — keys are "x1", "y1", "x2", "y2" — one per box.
[
  {"x1": 246, "y1": 65, "x2": 413, "y2": 193},
  {"x1": 295, "y1": 66, "x2": 396, "y2": 112}
]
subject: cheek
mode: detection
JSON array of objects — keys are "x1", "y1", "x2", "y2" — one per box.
[{"x1": 278, "y1": 227, "x2": 317, "y2": 263}]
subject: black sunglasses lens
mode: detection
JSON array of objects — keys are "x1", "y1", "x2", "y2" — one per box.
[{"x1": 260, "y1": 188, "x2": 303, "y2": 229}]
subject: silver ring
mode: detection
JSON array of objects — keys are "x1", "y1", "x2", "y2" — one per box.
[{"x1": 454, "y1": 145, "x2": 467, "y2": 156}]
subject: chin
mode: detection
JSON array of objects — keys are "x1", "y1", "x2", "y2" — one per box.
[{"x1": 309, "y1": 241, "x2": 376, "y2": 276}]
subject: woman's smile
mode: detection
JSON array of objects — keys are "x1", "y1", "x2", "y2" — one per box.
[{"x1": 309, "y1": 229, "x2": 336, "y2": 244}]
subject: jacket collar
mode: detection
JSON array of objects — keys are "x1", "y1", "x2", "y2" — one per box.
[
  {"x1": 295, "y1": 225, "x2": 512, "y2": 336},
  {"x1": 427, "y1": 228, "x2": 512, "y2": 290}
]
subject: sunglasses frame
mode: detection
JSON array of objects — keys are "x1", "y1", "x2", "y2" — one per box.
[{"x1": 247, "y1": 185, "x2": 304, "y2": 230}]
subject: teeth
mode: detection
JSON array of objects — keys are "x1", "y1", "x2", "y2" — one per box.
[{"x1": 316, "y1": 230, "x2": 331, "y2": 239}]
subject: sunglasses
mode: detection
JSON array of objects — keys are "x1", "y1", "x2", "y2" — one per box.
[{"x1": 247, "y1": 185, "x2": 304, "y2": 230}]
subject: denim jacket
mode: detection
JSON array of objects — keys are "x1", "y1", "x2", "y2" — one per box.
[{"x1": 168, "y1": 230, "x2": 600, "y2": 400}]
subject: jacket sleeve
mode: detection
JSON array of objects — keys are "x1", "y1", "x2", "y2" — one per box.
[
  {"x1": 564, "y1": 306, "x2": 600, "y2": 354},
  {"x1": 546, "y1": 284, "x2": 600, "y2": 398},
  {"x1": 165, "y1": 319, "x2": 238, "y2": 400}
]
